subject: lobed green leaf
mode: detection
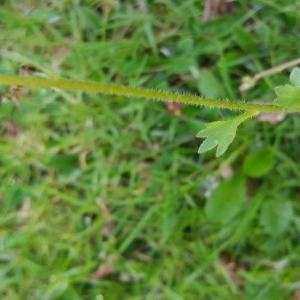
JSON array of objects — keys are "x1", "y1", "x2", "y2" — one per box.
[
  {"x1": 196, "y1": 112, "x2": 256, "y2": 157},
  {"x1": 197, "y1": 120, "x2": 239, "y2": 157},
  {"x1": 274, "y1": 67, "x2": 300, "y2": 111},
  {"x1": 274, "y1": 84, "x2": 300, "y2": 111}
]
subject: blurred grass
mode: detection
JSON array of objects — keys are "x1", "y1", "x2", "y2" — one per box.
[{"x1": 1, "y1": 0, "x2": 300, "y2": 299}]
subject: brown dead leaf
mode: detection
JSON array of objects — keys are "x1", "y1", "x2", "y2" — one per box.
[
  {"x1": 201, "y1": 0, "x2": 233, "y2": 23},
  {"x1": 164, "y1": 102, "x2": 182, "y2": 116},
  {"x1": 19, "y1": 65, "x2": 38, "y2": 77},
  {"x1": 11, "y1": 86, "x2": 25, "y2": 98},
  {"x1": 90, "y1": 254, "x2": 115, "y2": 280},
  {"x1": 220, "y1": 254, "x2": 244, "y2": 288},
  {"x1": 79, "y1": 148, "x2": 91, "y2": 168},
  {"x1": 291, "y1": 290, "x2": 300, "y2": 300},
  {"x1": 3, "y1": 118, "x2": 22, "y2": 138},
  {"x1": 51, "y1": 46, "x2": 69, "y2": 70},
  {"x1": 10, "y1": 83, "x2": 32, "y2": 100}
]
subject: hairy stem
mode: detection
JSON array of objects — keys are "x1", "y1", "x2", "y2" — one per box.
[
  {"x1": 235, "y1": 111, "x2": 258, "y2": 123},
  {"x1": 0, "y1": 74, "x2": 284, "y2": 112}
]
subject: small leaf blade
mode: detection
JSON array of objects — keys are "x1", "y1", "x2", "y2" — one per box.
[
  {"x1": 205, "y1": 174, "x2": 246, "y2": 223},
  {"x1": 290, "y1": 67, "x2": 300, "y2": 87},
  {"x1": 273, "y1": 67, "x2": 300, "y2": 110},
  {"x1": 260, "y1": 199, "x2": 293, "y2": 236},
  {"x1": 242, "y1": 148, "x2": 274, "y2": 178},
  {"x1": 197, "y1": 119, "x2": 239, "y2": 157},
  {"x1": 274, "y1": 84, "x2": 300, "y2": 111},
  {"x1": 198, "y1": 138, "x2": 218, "y2": 153},
  {"x1": 197, "y1": 112, "x2": 256, "y2": 157}
]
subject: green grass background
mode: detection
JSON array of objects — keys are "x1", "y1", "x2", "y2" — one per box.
[{"x1": 1, "y1": 0, "x2": 300, "y2": 299}]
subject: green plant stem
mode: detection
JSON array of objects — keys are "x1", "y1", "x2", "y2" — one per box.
[
  {"x1": 0, "y1": 74, "x2": 285, "y2": 112},
  {"x1": 235, "y1": 111, "x2": 258, "y2": 123}
]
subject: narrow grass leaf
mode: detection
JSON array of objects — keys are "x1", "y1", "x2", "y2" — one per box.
[
  {"x1": 119, "y1": 207, "x2": 155, "y2": 254},
  {"x1": 230, "y1": 191, "x2": 264, "y2": 242}
]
